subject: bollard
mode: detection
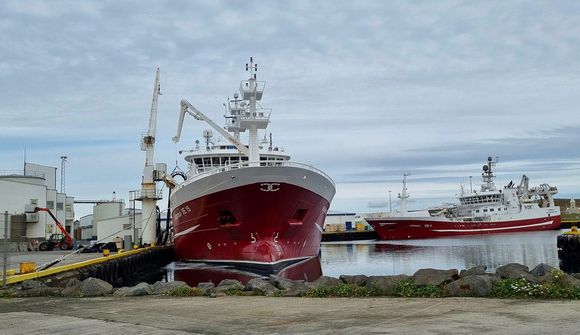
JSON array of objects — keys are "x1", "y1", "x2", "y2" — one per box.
[{"x1": 2, "y1": 211, "x2": 8, "y2": 287}]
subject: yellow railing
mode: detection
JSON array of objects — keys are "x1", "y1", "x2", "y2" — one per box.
[{"x1": 3, "y1": 246, "x2": 154, "y2": 285}]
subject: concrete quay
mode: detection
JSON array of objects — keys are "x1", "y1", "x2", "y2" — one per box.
[{"x1": 1, "y1": 296, "x2": 579, "y2": 334}]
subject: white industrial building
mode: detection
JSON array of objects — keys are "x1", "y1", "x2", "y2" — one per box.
[
  {"x1": 324, "y1": 211, "x2": 371, "y2": 232},
  {"x1": 0, "y1": 162, "x2": 74, "y2": 242},
  {"x1": 78, "y1": 200, "x2": 142, "y2": 244}
]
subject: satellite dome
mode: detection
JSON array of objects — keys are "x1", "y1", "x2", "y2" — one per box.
[
  {"x1": 488, "y1": 156, "x2": 492, "y2": 162},
  {"x1": 483, "y1": 165, "x2": 489, "y2": 171}
]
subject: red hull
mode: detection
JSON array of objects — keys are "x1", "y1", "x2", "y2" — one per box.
[
  {"x1": 172, "y1": 182, "x2": 329, "y2": 270},
  {"x1": 368, "y1": 215, "x2": 561, "y2": 240}
]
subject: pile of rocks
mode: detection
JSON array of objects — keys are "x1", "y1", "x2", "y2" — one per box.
[
  {"x1": 5, "y1": 263, "x2": 580, "y2": 298},
  {"x1": 344, "y1": 263, "x2": 580, "y2": 297}
]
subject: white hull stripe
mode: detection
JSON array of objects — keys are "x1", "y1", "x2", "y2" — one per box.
[
  {"x1": 185, "y1": 256, "x2": 310, "y2": 266},
  {"x1": 432, "y1": 221, "x2": 553, "y2": 233},
  {"x1": 173, "y1": 224, "x2": 200, "y2": 238}
]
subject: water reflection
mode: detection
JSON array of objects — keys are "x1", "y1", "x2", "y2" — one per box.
[
  {"x1": 165, "y1": 230, "x2": 564, "y2": 285},
  {"x1": 166, "y1": 256, "x2": 322, "y2": 286},
  {"x1": 321, "y1": 230, "x2": 565, "y2": 277}
]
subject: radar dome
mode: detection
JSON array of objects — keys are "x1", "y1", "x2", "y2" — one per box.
[
  {"x1": 483, "y1": 165, "x2": 489, "y2": 171},
  {"x1": 488, "y1": 156, "x2": 492, "y2": 162}
]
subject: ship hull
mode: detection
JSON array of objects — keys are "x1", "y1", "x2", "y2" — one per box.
[
  {"x1": 171, "y1": 165, "x2": 334, "y2": 274},
  {"x1": 368, "y1": 215, "x2": 561, "y2": 240}
]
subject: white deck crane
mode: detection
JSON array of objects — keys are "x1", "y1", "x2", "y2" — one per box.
[
  {"x1": 173, "y1": 58, "x2": 270, "y2": 163},
  {"x1": 173, "y1": 99, "x2": 250, "y2": 156},
  {"x1": 137, "y1": 68, "x2": 163, "y2": 245}
]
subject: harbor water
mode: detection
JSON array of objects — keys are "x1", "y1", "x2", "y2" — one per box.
[
  {"x1": 321, "y1": 229, "x2": 566, "y2": 278},
  {"x1": 165, "y1": 229, "x2": 565, "y2": 286}
]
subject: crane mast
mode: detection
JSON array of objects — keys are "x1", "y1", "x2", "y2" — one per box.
[{"x1": 138, "y1": 68, "x2": 162, "y2": 245}]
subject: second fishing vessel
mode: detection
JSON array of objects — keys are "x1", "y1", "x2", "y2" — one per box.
[{"x1": 366, "y1": 157, "x2": 561, "y2": 239}]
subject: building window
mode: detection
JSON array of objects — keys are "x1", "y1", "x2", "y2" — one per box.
[
  {"x1": 57, "y1": 202, "x2": 64, "y2": 210},
  {"x1": 47, "y1": 201, "x2": 55, "y2": 209}
]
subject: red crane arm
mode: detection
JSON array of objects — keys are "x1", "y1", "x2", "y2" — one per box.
[{"x1": 35, "y1": 207, "x2": 73, "y2": 244}]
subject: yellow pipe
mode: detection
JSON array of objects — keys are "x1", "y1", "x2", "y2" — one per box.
[{"x1": 5, "y1": 247, "x2": 155, "y2": 285}]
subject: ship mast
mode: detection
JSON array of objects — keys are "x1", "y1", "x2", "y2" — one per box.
[
  {"x1": 481, "y1": 156, "x2": 497, "y2": 192},
  {"x1": 398, "y1": 173, "x2": 410, "y2": 214},
  {"x1": 240, "y1": 57, "x2": 269, "y2": 163}
]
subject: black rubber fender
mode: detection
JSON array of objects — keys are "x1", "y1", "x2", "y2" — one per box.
[
  {"x1": 567, "y1": 237, "x2": 579, "y2": 251},
  {"x1": 557, "y1": 235, "x2": 565, "y2": 249},
  {"x1": 558, "y1": 249, "x2": 564, "y2": 260}
]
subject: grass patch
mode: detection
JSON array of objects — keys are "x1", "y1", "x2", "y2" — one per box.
[
  {"x1": 0, "y1": 290, "x2": 13, "y2": 298},
  {"x1": 165, "y1": 286, "x2": 203, "y2": 297},
  {"x1": 491, "y1": 269, "x2": 580, "y2": 299},
  {"x1": 224, "y1": 288, "x2": 261, "y2": 296},
  {"x1": 302, "y1": 284, "x2": 371, "y2": 298},
  {"x1": 393, "y1": 280, "x2": 443, "y2": 298}
]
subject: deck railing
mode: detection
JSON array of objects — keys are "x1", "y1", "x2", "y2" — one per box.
[{"x1": 184, "y1": 161, "x2": 335, "y2": 186}]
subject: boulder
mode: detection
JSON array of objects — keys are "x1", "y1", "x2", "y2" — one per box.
[
  {"x1": 495, "y1": 263, "x2": 540, "y2": 284},
  {"x1": 530, "y1": 263, "x2": 557, "y2": 277},
  {"x1": 61, "y1": 278, "x2": 82, "y2": 297},
  {"x1": 151, "y1": 281, "x2": 190, "y2": 295},
  {"x1": 539, "y1": 271, "x2": 580, "y2": 289},
  {"x1": 496, "y1": 263, "x2": 529, "y2": 278},
  {"x1": 282, "y1": 281, "x2": 311, "y2": 297},
  {"x1": 21, "y1": 280, "x2": 46, "y2": 290},
  {"x1": 573, "y1": 273, "x2": 580, "y2": 280},
  {"x1": 122, "y1": 282, "x2": 152, "y2": 296},
  {"x1": 444, "y1": 275, "x2": 500, "y2": 297},
  {"x1": 45, "y1": 270, "x2": 80, "y2": 287},
  {"x1": 339, "y1": 275, "x2": 368, "y2": 286},
  {"x1": 309, "y1": 276, "x2": 343, "y2": 289},
  {"x1": 245, "y1": 278, "x2": 280, "y2": 296},
  {"x1": 365, "y1": 275, "x2": 411, "y2": 295},
  {"x1": 459, "y1": 266, "x2": 487, "y2": 278},
  {"x1": 269, "y1": 275, "x2": 296, "y2": 290},
  {"x1": 215, "y1": 279, "x2": 244, "y2": 293},
  {"x1": 81, "y1": 277, "x2": 113, "y2": 297},
  {"x1": 197, "y1": 281, "x2": 216, "y2": 295},
  {"x1": 413, "y1": 269, "x2": 458, "y2": 286}
]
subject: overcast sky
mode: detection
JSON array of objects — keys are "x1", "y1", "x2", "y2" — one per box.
[{"x1": 2, "y1": 0, "x2": 580, "y2": 218}]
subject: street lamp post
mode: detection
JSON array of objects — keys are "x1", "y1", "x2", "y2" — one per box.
[{"x1": 388, "y1": 190, "x2": 392, "y2": 212}]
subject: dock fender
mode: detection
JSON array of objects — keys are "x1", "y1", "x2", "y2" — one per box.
[{"x1": 568, "y1": 237, "x2": 578, "y2": 251}]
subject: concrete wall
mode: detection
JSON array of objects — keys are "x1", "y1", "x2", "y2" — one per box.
[
  {"x1": 97, "y1": 213, "x2": 141, "y2": 243},
  {"x1": 0, "y1": 176, "x2": 47, "y2": 238},
  {"x1": 93, "y1": 202, "x2": 123, "y2": 237},
  {"x1": 25, "y1": 163, "x2": 56, "y2": 191}
]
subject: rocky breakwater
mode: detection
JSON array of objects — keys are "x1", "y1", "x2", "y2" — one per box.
[{"x1": 4, "y1": 263, "x2": 580, "y2": 299}]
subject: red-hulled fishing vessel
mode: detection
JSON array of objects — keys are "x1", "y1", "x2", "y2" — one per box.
[
  {"x1": 366, "y1": 157, "x2": 561, "y2": 240},
  {"x1": 170, "y1": 58, "x2": 335, "y2": 275}
]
